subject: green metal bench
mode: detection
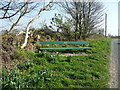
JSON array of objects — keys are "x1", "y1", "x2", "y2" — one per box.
[{"x1": 40, "y1": 41, "x2": 90, "y2": 50}]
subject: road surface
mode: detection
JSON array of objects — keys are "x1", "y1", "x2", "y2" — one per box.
[{"x1": 109, "y1": 39, "x2": 119, "y2": 88}]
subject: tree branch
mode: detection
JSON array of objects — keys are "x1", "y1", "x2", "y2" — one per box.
[{"x1": 21, "y1": 1, "x2": 54, "y2": 49}]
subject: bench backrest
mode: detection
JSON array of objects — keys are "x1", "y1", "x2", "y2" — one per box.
[{"x1": 40, "y1": 41, "x2": 88, "y2": 44}]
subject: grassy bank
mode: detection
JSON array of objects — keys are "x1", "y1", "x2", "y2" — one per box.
[{"x1": 2, "y1": 38, "x2": 111, "y2": 88}]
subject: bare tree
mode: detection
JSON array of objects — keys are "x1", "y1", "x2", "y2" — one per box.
[
  {"x1": 0, "y1": 1, "x2": 41, "y2": 38},
  {"x1": 0, "y1": 2, "x2": 26, "y2": 19},
  {"x1": 21, "y1": 1, "x2": 54, "y2": 49},
  {"x1": 58, "y1": 0, "x2": 104, "y2": 40}
]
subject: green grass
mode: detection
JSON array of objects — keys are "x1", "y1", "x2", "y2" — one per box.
[{"x1": 2, "y1": 38, "x2": 111, "y2": 88}]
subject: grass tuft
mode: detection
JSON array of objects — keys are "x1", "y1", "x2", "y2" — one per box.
[{"x1": 2, "y1": 38, "x2": 111, "y2": 88}]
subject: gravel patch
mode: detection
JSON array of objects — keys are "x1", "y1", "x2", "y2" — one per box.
[{"x1": 59, "y1": 53, "x2": 90, "y2": 57}]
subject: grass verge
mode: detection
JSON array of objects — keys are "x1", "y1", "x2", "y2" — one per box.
[{"x1": 2, "y1": 38, "x2": 111, "y2": 88}]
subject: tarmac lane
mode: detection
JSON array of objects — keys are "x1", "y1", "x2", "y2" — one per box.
[
  {"x1": 118, "y1": 39, "x2": 120, "y2": 89},
  {"x1": 109, "y1": 39, "x2": 119, "y2": 88}
]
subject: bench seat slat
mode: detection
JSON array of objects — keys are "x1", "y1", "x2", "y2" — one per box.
[
  {"x1": 40, "y1": 47, "x2": 90, "y2": 50},
  {"x1": 40, "y1": 41, "x2": 88, "y2": 44}
]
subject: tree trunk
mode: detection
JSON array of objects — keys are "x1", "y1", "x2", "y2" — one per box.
[{"x1": 21, "y1": 2, "x2": 53, "y2": 49}]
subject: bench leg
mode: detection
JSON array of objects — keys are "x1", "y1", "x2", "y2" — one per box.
[{"x1": 83, "y1": 49, "x2": 86, "y2": 52}]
